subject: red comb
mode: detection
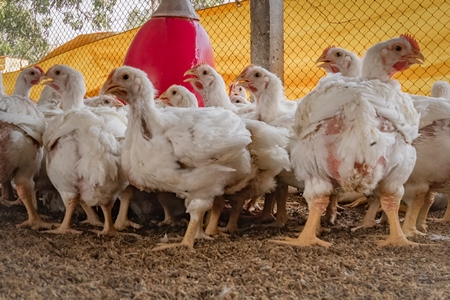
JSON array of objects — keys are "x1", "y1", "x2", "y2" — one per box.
[
  {"x1": 321, "y1": 45, "x2": 336, "y2": 56},
  {"x1": 400, "y1": 34, "x2": 420, "y2": 52},
  {"x1": 34, "y1": 65, "x2": 44, "y2": 74}
]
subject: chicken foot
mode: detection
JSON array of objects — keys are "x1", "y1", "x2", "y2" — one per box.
[
  {"x1": 435, "y1": 193, "x2": 450, "y2": 223},
  {"x1": 156, "y1": 192, "x2": 186, "y2": 227},
  {"x1": 416, "y1": 191, "x2": 436, "y2": 232},
  {"x1": 15, "y1": 177, "x2": 54, "y2": 230},
  {"x1": 0, "y1": 181, "x2": 23, "y2": 207},
  {"x1": 43, "y1": 198, "x2": 82, "y2": 234},
  {"x1": 261, "y1": 182, "x2": 288, "y2": 228},
  {"x1": 114, "y1": 186, "x2": 142, "y2": 231},
  {"x1": 205, "y1": 196, "x2": 226, "y2": 236},
  {"x1": 79, "y1": 202, "x2": 104, "y2": 227},
  {"x1": 378, "y1": 194, "x2": 417, "y2": 246},
  {"x1": 351, "y1": 196, "x2": 382, "y2": 232},
  {"x1": 402, "y1": 192, "x2": 426, "y2": 237},
  {"x1": 153, "y1": 198, "x2": 212, "y2": 251},
  {"x1": 270, "y1": 195, "x2": 331, "y2": 247},
  {"x1": 92, "y1": 202, "x2": 118, "y2": 236}
]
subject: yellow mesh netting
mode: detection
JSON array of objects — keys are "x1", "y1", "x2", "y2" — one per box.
[{"x1": 2, "y1": 0, "x2": 449, "y2": 100}]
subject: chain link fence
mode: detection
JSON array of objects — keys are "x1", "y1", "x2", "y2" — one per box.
[{"x1": 1, "y1": 0, "x2": 449, "y2": 99}]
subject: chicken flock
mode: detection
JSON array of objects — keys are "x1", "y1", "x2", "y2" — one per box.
[{"x1": 1, "y1": 34, "x2": 450, "y2": 251}]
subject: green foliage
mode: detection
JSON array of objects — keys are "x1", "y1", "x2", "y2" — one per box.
[
  {"x1": 124, "y1": 7, "x2": 153, "y2": 31},
  {"x1": 0, "y1": 2, "x2": 49, "y2": 62},
  {"x1": 0, "y1": 0, "x2": 117, "y2": 63},
  {"x1": 0, "y1": 0, "x2": 229, "y2": 63}
]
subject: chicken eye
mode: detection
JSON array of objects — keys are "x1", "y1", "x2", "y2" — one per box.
[
  {"x1": 239, "y1": 87, "x2": 243, "y2": 91},
  {"x1": 335, "y1": 52, "x2": 342, "y2": 57},
  {"x1": 254, "y1": 72, "x2": 260, "y2": 78},
  {"x1": 202, "y1": 70, "x2": 208, "y2": 75},
  {"x1": 172, "y1": 90, "x2": 177, "y2": 95},
  {"x1": 55, "y1": 70, "x2": 61, "y2": 75},
  {"x1": 394, "y1": 45, "x2": 402, "y2": 52},
  {"x1": 123, "y1": 74, "x2": 129, "y2": 80},
  {"x1": 236, "y1": 100, "x2": 241, "y2": 103},
  {"x1": 30, "y1": 71, "x2": 35, "y2": 75},
  {"x1": 105, "y1": 99, "x2": 110, "y2": 104}
]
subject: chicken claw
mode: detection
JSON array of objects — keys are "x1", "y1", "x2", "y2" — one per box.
[
  {"x1": 377, "y1": 236, "x2": 419, "y2": 247},
  {"x1": 269, "y1": 236, "x2": 331, "y2": 248},
  {"x1": 114, "y1": 219, "x2": 142, "y2": 231},
  {"x1": 16, "y1": 218, "x2": 55, "y2": 231}
]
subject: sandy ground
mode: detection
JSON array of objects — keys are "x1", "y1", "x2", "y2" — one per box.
[{"x1": 1, "y1": 194, "x2": 450, "y2": 299}]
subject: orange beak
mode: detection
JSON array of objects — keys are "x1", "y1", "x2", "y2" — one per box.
[
  {"x1": 315, "y1": 56, "x2": 333, "y2": 68},
  {"x1": 405, "y1": 51, "x2": 425, "y2": 65},
  {"x1": 183, "y1": 68, "x2": 198, "y2": 82}
]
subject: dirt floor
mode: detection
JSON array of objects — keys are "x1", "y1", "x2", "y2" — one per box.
[{"x1": 1, "y1": 194, "x2": 450, "y2": 299}]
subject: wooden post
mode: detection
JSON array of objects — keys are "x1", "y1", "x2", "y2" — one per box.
[{"x1": 250, "y1": 0, "x2": 284, "y2": 82}]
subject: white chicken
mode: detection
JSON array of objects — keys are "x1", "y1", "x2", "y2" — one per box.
[
  {"x1": 42, "y1": 64, "x2": 129, "y2": 235},
  {"x1": 229, "y1": 82, "x2": 250, "y2": 104},
  {"x1": 234, "y1": 65, "x2": 305, "y2": 227},
  {"x1": 275, "y1": 34, "x2": 422, "y2": 247},
  {"x1": 0, "y1": 66, "x2": 51, "y2": 229},
  {"x1": 153, "y1": 84, "x2": 199, "y2": 227},
  {"x1": 84, "y1": 94, "x2": 125, "y2": 108},
  {"x1": 158, "y1": 84, "x2": 199, "y2": 108},
  {"x1": 0, "y1": 66, "x2": 46, "y2": 207},
  {"x1": 100, "y1": 66, "x2": 262, "y2": 250},
  {"x1": 316, "y1": 46, "x2": 362, "y2": 78},
  {"x1": 430, "y1": 80, "x2": 450, "y2": 99},
  {"x1": 184, "y1": 63, "x2": 291, "y2": 233},
  {"x1": 317, "y1": 45, "x2": 450, "y2": 235},
  {"x1": 37, "y1": 85, "x2": 63, "y2": 119}
]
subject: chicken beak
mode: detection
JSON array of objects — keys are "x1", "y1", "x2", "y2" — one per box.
[
  {"x1": 234, "y1": 73, "x2": 251, "y2": 88},
  {"x1": 315, "y1": 57, "x2": 333, "y2": 68},
  {"x1": 162, "y1": 99, "x2": 172, "y2": 106},
  {"x1": 114, "y1": 100, "x2": 124, "y2": 108},
  {"x1": 40, "y1": 76, "x2": 60, "y2": 90},
  {"x1": 159, "y1": 91, "x2": 169, "y2": 100},
  {"x1": 406, "y1": 51, "x2": 425, "y2": 65},
  {"x1": 183, "y1": 68, "x2": 198, "y2": 82}
]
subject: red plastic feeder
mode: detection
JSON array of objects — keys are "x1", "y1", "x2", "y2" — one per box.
[{"x1": 123, "y1": 0, "x2": 215, "y2": 107}]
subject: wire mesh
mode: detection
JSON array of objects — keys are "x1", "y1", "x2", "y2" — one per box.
[{"x1": 1, "y1": 0, "x2": 449, "y2": 100}]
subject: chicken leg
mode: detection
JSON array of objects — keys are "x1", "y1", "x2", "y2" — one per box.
[
  {"x1": 220, "y1": 195, "x2": 246, "y2": 233},
  {"x1": 156, "y1": 192, "x2": 185, "y2": 227},
  {"x1": 325, "y1": 193, "x2": 339, "y2": 225},
  {"x1": 0, "y1": 181, "x2": 23, "y2": 207},
  {"x1": 44, "y1": 198, "x2": 82, "y2": 234},
  {"x1": 250, "y1": 190, "x2": 276, "y2": 224},
  {"x1": 15, "y1": 176, "x2": 53, "y2": 230},
  {"x1": 204, "y1": 196, "x2": 225, "y2": 236},
  {"x1": 402, "y1": 192, "x2": 426, "y2": 237},
  {"x1": 153, "y1": 198, "x2": 212, "y2": 251},
  {"x1": 270, "y1": 195, "x2": 331, "y2": 247},
  {"x1": 416, "y1": 191, "x2": 436, "y2": 232},
  {"x1": 95, "y1": 202, "x2": 117, "y2": 236},
  {"x1": 435, "y1": 193, "x2": 450, "y2": 223},
  {"x1": 351, "y1": 196, "x2": 381, "y2": 232},
  {"x1": 263, "y1": 182, "x2": 288, "y2": 228},
  {"x1": 343, "y1": 196, "x2": 368, "y2": 208},
  {"x1": 378, "y1": 194, "x2": 417, "y2": 246},
  {"x1": 114, "y1": 186, "x2": 142, "y2": 231},
  {"x1": 79, "y1": 202, "x2": 104, "y2": 227}
]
